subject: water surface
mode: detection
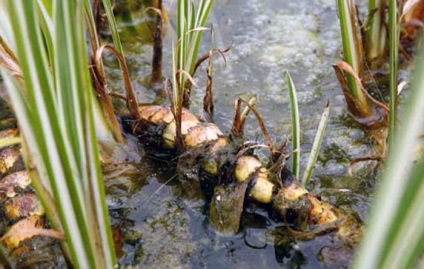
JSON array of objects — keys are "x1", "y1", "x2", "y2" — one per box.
[{"x1": 105, "y1": 0, "x2": 378, "y2": 268}]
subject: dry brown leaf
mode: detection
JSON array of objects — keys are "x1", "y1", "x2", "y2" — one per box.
[{"x1": 1, "y1": 216, "x2": 44, "y2": 251}]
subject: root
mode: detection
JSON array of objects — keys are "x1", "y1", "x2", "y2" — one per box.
[{"x1": 131, "y1": 105, "x2": 362, "y2": 244}]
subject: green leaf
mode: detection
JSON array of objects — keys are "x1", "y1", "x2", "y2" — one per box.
[
  {"x1": 336, "y1": 0, "x2": 367, "y2": 105},
  {"x1": 387, "y1": 0, "x2": 399, "y2": 148},
  {"x1": 353, "y1": 40, "x2": 424, "y2": 269},
  {"x1": 301, "y1": 101, "x2": 330, "y2": 186},
  {"x1": 286, "y1": 71, "x2": 300, "y2": 179},
  {"x1": 1, "y1": 0, "x2": 117, "y2": 267}
]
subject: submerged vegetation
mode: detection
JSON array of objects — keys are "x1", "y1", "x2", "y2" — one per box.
[{"x1": 0, "y1": 0, "x2": 423, "y2": 268}]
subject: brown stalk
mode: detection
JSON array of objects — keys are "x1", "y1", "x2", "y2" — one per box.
[
  {"x1": 238, "y1": 98, "x2": 274, "y2": 153},
  {"x1": 334, "y1": 61, "x2": 389, "y2": 112},
  {"x1": 84, "y1": 5, "x2": 126, "y2": 143},
  {"x1": 203, "y1": 51, "x2": 215, "y2": 119},
  {"x1": 148, "y1": 2, "x2": 163, "y2": 89},
  {"x1": 164, "y1": 78, "x2": 183, "y2": 152},
  {"x1": 230, "y1": 98, "x2": 243, "y2": 141},
  {"x1": 356, "y1": 4, "x2": 368, "y2": 58},
  {"x1": 334, "y1": 64, "x2": 369, "y2": 118},
  {"x1": 174, "y1": 71, "x2": 199, "y2": 152},
  {"x1": 108, "y1": 92, "x2": 127, "y2": 101},
  {"x1": 230, "y1": 96, "x2": 257, "y2": 141},
  {"x1": 182, "y1": 46, "x2": 231, "y2": 109},
  {"x1": 89, "y1": 64, "x2": 125, "y2": 143},
  {"x1": 333, "y1": 62, "x2": 388, "y2": 130},
  {"x1": 95, "y1": 44, "x2": 141, "y2": 121},
  {"x1": 192, "y1": 45, "x2": 231, "y2": 76},
  {"x1": 89, "y1": 63, "x2": 124, "y2": 143},
  {"x1": 92, "y1": 0, "x2": 103, "y2": 47},
  {"x1": 270, "y1": 139, "x2": 288, "y2": 165},
  {"x1": 239, "y1": 96, "x2": 257, "y2": 128}
]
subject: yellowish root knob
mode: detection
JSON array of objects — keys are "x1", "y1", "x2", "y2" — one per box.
[
  {"x1": 249, "y1": 177, "x2": 274, "y2": 203},
  {"x1": 283, "y1": 182, "x2": 308, "y2": 200},
  {"x1": 202, "y1": 159, "x2": 218, "y2": 175},
  {"x1": 234, "y1": 156, "x2": 262, "y2": 182},
  {"x1": 235, "y1": 158, "x2": 274, "y2": 204},
  {"x1": 163, "y1": 110, "x2": 199, "y2": 148},
  {"x1": 184, "y1": 123, "x2": 223, "y2": 148},
  {"x1": 308, "y1": 196, "x2": 339, "y2": 224},
  {"x1": 139, "y1": 105, "x2": 169, "y2": 124}
]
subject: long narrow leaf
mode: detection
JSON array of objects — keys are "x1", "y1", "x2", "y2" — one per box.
[
  {"x1": 2, "y1": 0, "x2": 117, "y2": 267},
  {"x1": 3, "y1": 73, "x2": 90, "y2": 268},
  {"x1": 364, "y1": 0, "x2": 387, "y2": 66},
  {"x1": 336, "y1": 0, "x2": 369, "y2": 111},
  {"x1": 286, "y1": 71, "x2": 300, "y2": 179},
  {"x1": 101, "y1": 0, "x2": 124, "y2": 54},
  {"x1": 353, "y1": 41, "x2": 424, "y2": 269},
  {"x1": 175, "y1": 0, "x2": 214, "y2": 109},
  {"x1": 301, "y1": 101, "x2": 330, "y2": 186},
  {"x1": 387, "y1": 0, "x2": 399, "y2": 148}
]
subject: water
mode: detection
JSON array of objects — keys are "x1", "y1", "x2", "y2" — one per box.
[
  {"x1": 104, "y1": 0, "x2": 379, "y2": 268},
  {"x1": 0, "y1": 0, "x2": 380, "y2": 268}
]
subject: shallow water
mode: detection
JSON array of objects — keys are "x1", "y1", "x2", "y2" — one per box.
[
  {"x1": 0, "y1": 0, "x2": 380, "y2": 268},
  {"x1": 104, "y1": 0, "x2": 379, "y2": 268}
]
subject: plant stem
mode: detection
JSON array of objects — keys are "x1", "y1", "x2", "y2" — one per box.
[
  {"x1": 337, "y1": 0, "x2": 371, "y2": 116},
  {"x1": 388, "y1": 0, "x2": 398, "y2": 148},
  {"x1": 151, "y1": 0, "x2": 163, "y2": 88},
  {"x1": 365, "y1": 0, "x2": 387, "y2": 68}
]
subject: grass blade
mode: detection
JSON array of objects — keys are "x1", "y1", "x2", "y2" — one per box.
[
  {"x1": 353, "y1": 40, "x2": 424, "y2": 269},
  {"x1": 101, "y1": 0, "x2": 141, "y2": 121},
  {"x1": 2, "y1": 0, "x2": 117, "y2": 267},
  {"x1": 301, "y1": 101, "x2": 330, "y2": 186},
  {"x1": 387, "y1": 0, "x2": 399, "y2": 148},
  {"x1": 286, "y1": 71, "x2": 300, "y2": 179},
  {"x1": 175, "y1": 0, "x2": 214, "y2": 108},
  {"x1": 101, "y1": 0, "x2": 123, "y2": 54},
  {"x1": 364, "y1": 0, "x2": 387, "y2": 67},
  {"x1": 336, "y1": 0, "x2": 370, "y2": 115}
]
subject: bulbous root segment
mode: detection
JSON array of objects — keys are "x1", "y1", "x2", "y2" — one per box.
[
  {"x1": 234, "y1": 156, "x2": 361, "y2": 244},
  {"x1": 134, "y1": 105, "x2": 362, "y2": 244}
]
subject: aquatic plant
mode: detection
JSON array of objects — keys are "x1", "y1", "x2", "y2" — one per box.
[
  {"x1": 300, "y1": 101, "x2": 330, "y2": 186},
  {"x1": 336, "y1": 0, "x2": 367, "y2": 110},
  {"x1": 387, "y1": 0, "x2": 399, "y2": 146},
  {"x1": 174, "y1": 0, "x2": 214, "y2": 109},
  {"x1": 286, "y1": 72, "x2": 330, "y2": 186},
  {"x1": 334, "y1": 0, "x2": 413, "y2": 168},
  {"x1": 129, "y1": 1, "x2": 358, "y2": 240},
  {"x1": 353, "y1": 37, "x2": 424, "y2": 269},
  {"x1": 286, "y1": 72, "x2": 300, "y2": 179},
  {"x1": 335, "y1": 0, "x2": 384, "y2": 127},
  {"x1": 131, "y1": 104, "x2": 360, "y2": 242},
  {"x1": 364, "y1": 0, "x2": 387, "y2": 68},
  {"x1": 0, "y1": 0, "x2": 123, "y2": 267},
  {"x1": 168, "y1": 0, "x2": 215, "y2": 150},
  {"x1": 335, "y1": 0, "x2": 422, "y2": 147}
]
